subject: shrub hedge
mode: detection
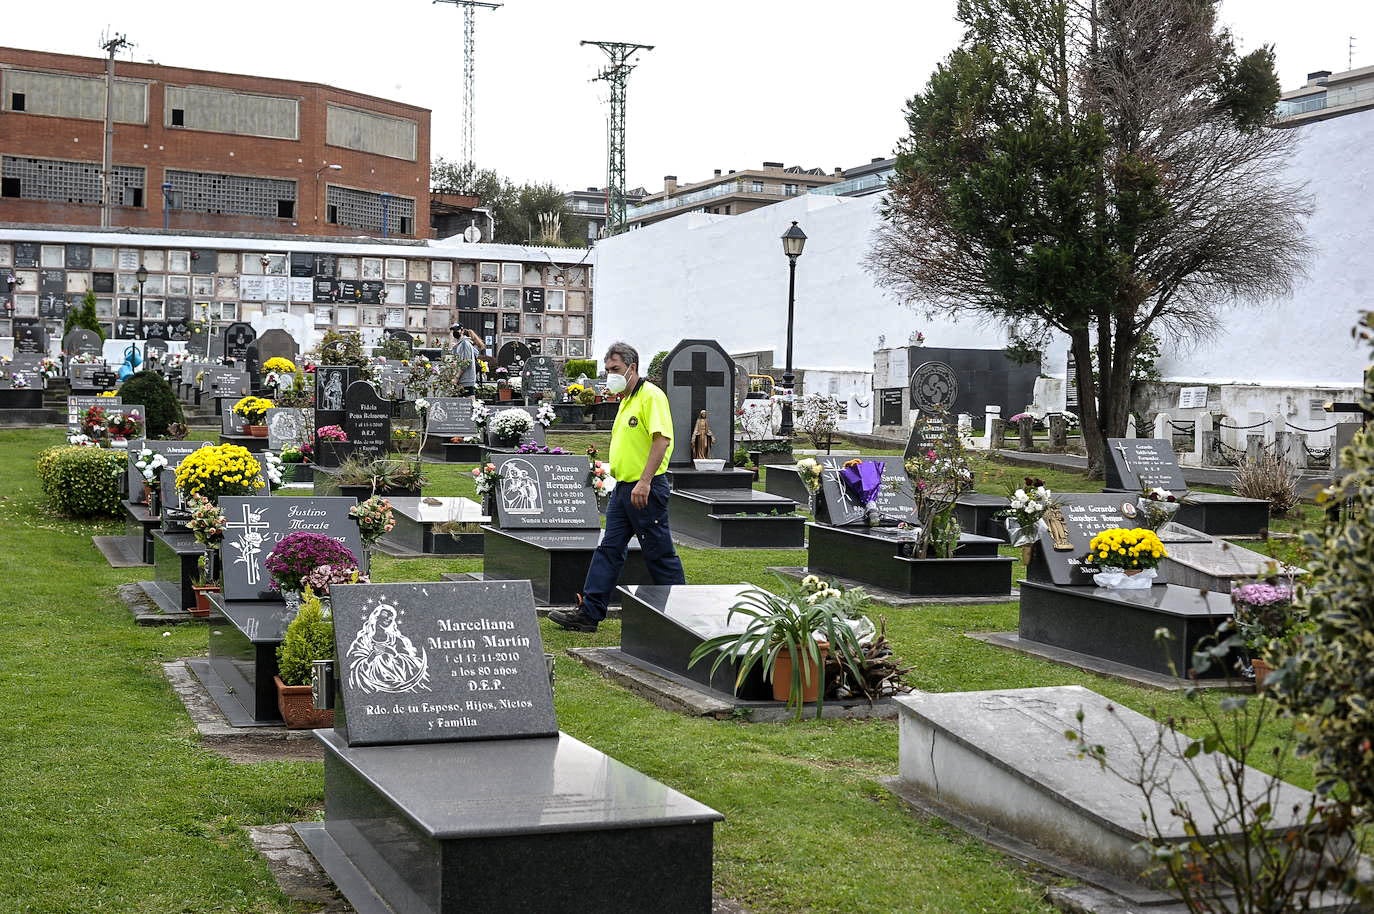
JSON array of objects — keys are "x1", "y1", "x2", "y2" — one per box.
[{"x1": 35, "y1": 446, "x2": 127, "y2": 517}]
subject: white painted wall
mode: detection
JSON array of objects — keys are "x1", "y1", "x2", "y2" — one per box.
[
  {"x1": 591, "y1": 193, "x2": 1012, "y2": 373},
  {"x1": 591, "y1": 107, "x2": 1374, "y2": 402}
]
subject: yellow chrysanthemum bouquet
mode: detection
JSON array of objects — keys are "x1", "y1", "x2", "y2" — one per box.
[
  {"x1": 175, "y1": 444, "x2": 265, "y2": 503},
  {"x1": 1085, "y1": 527, "x2": 1167, "y2": 571}
]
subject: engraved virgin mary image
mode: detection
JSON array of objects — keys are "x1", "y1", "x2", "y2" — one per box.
[
  {"x1": 499, "y1": 458, "x2": 542, "y2": 515},
  {"x1": 347, "y1": 604, "x2": 430, "y2": 694},
  {"x1": 320, "y1": 370, "x2": 344, "y2": 411},
  {"x1": 268, "y1": 410, "x2": 301, "y2": 446}
]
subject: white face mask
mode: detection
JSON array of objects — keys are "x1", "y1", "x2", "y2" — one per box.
[{"x1": 605, "y1": 372, "x2": 628, "y2": 394}]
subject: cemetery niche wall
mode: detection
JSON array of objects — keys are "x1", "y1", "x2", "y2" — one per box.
[{"x1": 296, "y1": 579, "x2": 723, "y2": 914}]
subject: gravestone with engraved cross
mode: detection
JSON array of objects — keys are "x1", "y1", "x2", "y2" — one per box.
[
  {"x1": 218, "y1": 496, "x2": 365, "y2": 601},
  {"x1": 662, "y1": 339, "x2": 734, "y2": 466},
  {"x1": 1103, "y1": 438, "x2": 1187, "y2": 494}
]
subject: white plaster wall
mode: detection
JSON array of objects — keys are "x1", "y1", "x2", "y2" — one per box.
[
  {"x1": 1155, "y1": 108, "x2": 1373, "y2": 388},
  {"x1": 591, "y1": 193, "x2": 1012, "y2": 373}
]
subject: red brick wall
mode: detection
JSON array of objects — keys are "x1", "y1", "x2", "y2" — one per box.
[{"x1": 0, "y1": 46, "x2": 431, "y2": 237}]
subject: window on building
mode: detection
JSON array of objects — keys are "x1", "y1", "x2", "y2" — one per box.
[
  {"x1": 170, "y1": 108, "x2": 184, "y2": 127},
  {"x1": 750, "y1": 181, "x2": 763, "y2": 193},
  {"x1": 327, "y1": 205, "x2": 339, "y2": 224},
  {"x1": 1, "y1": 178, "x2": 18, "y2": 198},
  {"x1": 276, "y1": 200, "x2": 294, "y2": 219},
  {"x1": 784, "y1": 183, "x2": 798, "y2": 195},
  {"x1": 11, "y1": 93, "x2": 24, "y2": 112}
]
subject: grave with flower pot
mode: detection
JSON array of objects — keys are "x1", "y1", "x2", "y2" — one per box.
[
  {"x1": 471, "y1": 453, "x2": 652, "y2": 606},
  {"x1": 294, "y1": 578, "x2": 722, "y2": 914},
  {"x1": 189, "y1": 496, "x2": 364, "y2": 726},
  {"x1": 377, "y1": 495, "x2": 489, "y2": 556},
  {"x1": 1103, "y1": 437, "x2": 1269, "y2": 536},
  {"x1": 803, "y1": 455, "x2": 1012, "y2": 598},
  {"x1": 1010, "y1": 493, "x2": 1234, "y2": 679},
  {"x1": 478, "y1": 403, "x2": 548, "y2": 452}
]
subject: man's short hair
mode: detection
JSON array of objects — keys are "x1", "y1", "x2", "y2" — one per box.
[{"x1": 604, "y1": 341, "x2": 639, "y2": 369}]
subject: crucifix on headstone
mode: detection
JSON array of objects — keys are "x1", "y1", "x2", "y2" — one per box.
[
  {"x1": 1113, "y1": 441, "x2": 1133, "y2": 476},
  {"x1": 224, "y1": 504, "x2": 271, "y2": 586},
  {"x1": 672, "y1": 351, "x2": 727, "y2": 424}
]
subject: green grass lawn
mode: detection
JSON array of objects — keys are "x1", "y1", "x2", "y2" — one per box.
[{"x1": 0, "y1": 427, "x2": 1318, "y2": 913}]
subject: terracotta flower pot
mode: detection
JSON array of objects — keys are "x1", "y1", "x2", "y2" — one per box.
[
  {"x1": 771, "y1": 644, "x2": 828, "y2": 704},
  {"x1": 246, "y1": 424, "x2": 268, "y2": 437},
  {"x1": 274, "y1": 675, "x2": 335, "y2": 730},
  {"x1": 1251, "y1": 658, "x2": 1273, "y2": 688},
  {"x1": 190, "y1": 584, "x2": 220, "y2": 617}
]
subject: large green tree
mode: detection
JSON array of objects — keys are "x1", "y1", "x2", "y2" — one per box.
[
  {"x1": 430, "y1": 157, "x2": 589, "y2": 246},
  {"x1": 868, "y1": 0, "x2": 1310, "y2": 475}
]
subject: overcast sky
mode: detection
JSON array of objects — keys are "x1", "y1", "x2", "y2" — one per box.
[{"x1": 8, "y1": 1, "x2": 1374, "y2": 192}]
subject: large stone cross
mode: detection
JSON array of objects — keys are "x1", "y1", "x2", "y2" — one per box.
[{"x1": 672, "y1": 351, "x2": 727, "y2": 422}]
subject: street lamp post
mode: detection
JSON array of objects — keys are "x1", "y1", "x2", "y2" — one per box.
[
  {"x1": 779, "y1": 220, "x2": 807, "y2": 438},
  {"x1": 135, "y1": 263, "x2": 148, "y2": 339}
]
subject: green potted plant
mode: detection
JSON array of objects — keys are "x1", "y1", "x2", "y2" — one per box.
[
  {"x1": 274, "y1": 589, "x2": 336, "y2": 729},
  {"x1": 335, "y1": 455, "x2": 430, "y2": 499},
  {"x1": 688, "y1": 577, "x2": 870, "y2": 719},
  {"x1": 1230, "y1": 578, "x2": 1299, "y2": 686}
]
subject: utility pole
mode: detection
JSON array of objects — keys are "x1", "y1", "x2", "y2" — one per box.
[
  {"x1": 99, "y1": 30, "x2": 132, "y2": 229},
  {"x1": 433, "y1": 0, "x2": 502, "y2": 172},
  {"x1": 1350, "y1": 36, "x2": 1357, "y2": 72},
  {"x1": 581, "y1": 40, "x2": 652, "y2": 237}
]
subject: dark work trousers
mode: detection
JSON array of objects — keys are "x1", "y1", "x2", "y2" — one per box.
[{"x1": 580, "y1": 474, "x2": 685, "y2": 620}]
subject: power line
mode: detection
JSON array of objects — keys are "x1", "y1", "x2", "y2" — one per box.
[
  {"x1": 581, "y1": 40, "x2": 653, "y2": 237},
  {"x1": 434, "y1": 0, "x2": 502, "y2": 171}
]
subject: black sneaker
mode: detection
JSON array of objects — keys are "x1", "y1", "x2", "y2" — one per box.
[{"x1": 548, "y1": 607, "x2": 598, "y2": 632}]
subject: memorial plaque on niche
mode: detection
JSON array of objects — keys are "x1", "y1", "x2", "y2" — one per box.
[
  {"x1": 289, "y1": 252, "x2": 314, "y2": 278},
  {"x1": 218, "y1": 496, "x2": 364, "y2": 601},
  {"x1": 64, "y1": 245, "x2": 92, "y2": 269},
  {"x1": 38, "y1": 293, "x2": 68, "y2": 319},
  {"x1": 314, "y1": 279, "x2": 341, "y2": 303},
  {"x1": 406, "y1": 281, "x2": 430, "y2": 306},
  {"x1": 1104, "y1": 438, "x2": 1187, "y2": 493},
  {"x1": 519, "y1": 355, "x2": 558, "y2": 400},
  {"x1": 424, "y1": 397, "x2": 477, "y2": 437},
  {"x1": 329, "y1": 580, "x2": 557, "y2": 746},
  {"x1": 312, "y1": 253, "x2": 337, "y2": 278},
  {"x1": 40, "y1": 270, "x2": 65, "y2": 295},
  {"x1": 521, "y1": 288, "x2": 545, "y2": 312},
  {"x1": 189, "y1": 250, "x2": 217, "y2": 274},
  {"x1": 92, "y1": 272, "x2": 115, "y2": 293},
  {"x1": 879, "y1": 388, "x2": 903, "y2": 426},
  {"x1": 456, "y1": 284, "x2": 477, "y2": 310},
  {"x1": 816, "y1": 459, "x2": 915, "y2": 527},
  {"x1": 223, "y1": 322, "x2": 256, "y2": 360},
  {"x1": 13, "y1": 243, "x2": 38, "y2": 268},
  {"x1": 344, "y1": 380, "x2": 392, "y2": 459},
  {"x1": 1035, "y1": 494, "x2": 1145, "y2": 587},
  {"x1": 489, "y1": 454, "x2": 599, "y2": 530}
]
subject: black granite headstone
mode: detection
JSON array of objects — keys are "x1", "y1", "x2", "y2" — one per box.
[
  {"x1": 1104, "y1": 438, "x2": 1187, "y2": 493},
  {"x1": 520, "y1": 355, "x2": 558, "y2": 401},
  {"x1": 1033, "y1": 494, "x2": 1147, "y2": 587},
  {"x1": 222, "y1": 406, "x2": 247, "y2": 435},
  {"x1": 406, "y1": 281, "x2": 430, "y2": 306},
  {"x1": 383, "y1": 329, "x2": 414, "y2": 353},
  {"x1": 203, "y1": 367, "x2": 248, "y2": 397},
  {"x1": 906, "y1": 346, "x2": 1038, "y2": 420},
  {"x1": 68, "y1": 394, "x2": 119, "y2": 431},
  {"x1": 289, "y1": 252, "x2": 314, "y2": 277},
  {"x1": 315, "y1": 365, "x2": 355, "y2": 413},
  {"x1": 312, "y1": 253, "x2": 337, "y2": 278},
  {"x1": 815, "y1": 459, "x2": 914, "y2": 526},
  {"x1": 62, "y1": 328, "x2": 102, "y2": 355},
  {"x1": 329, "y1": 580, "x2": 557, "y2": 746},
  {"x1": 522, "y1": 288, "x2": 545, "y2": 312},
  {"x1": 126, "y1": 439, "x2": 210, "y2": 504},
  {"x1": 254, "y1": 328, "x2": 299, "y2": 368},
  {"x1": 218, "y1": 496, "x2": 363, "y2": 601},
  {"x1": 64, "y1": 244, "x2": 92, "y2": 269},
  {"x1": 424, "y1": 397, "x2": 477, "y2": 437},
  {"x1": 13, "y1": 323, "x2": 46, "y2": 354},
  {"x1": 662, "y1": 339, "x2": 734, "y2": 466},
  {"x1": 223, "y1": 322, "x2": 256, "y2": 360},
  {"x1": 456, "y1": 284, "x2": 478, "y2": 310},
  {"x1": 12, "y1": 242, "x2": 38, "y2": 267},
  {"x1": 39, "y1": 270, "x2": 65, "y2": 296},
  {"x1": 490, "y1": 454, "x2": 600, "y2": 530},
  {"x1": 344, "y1": 380, "x2": 391, "y2": 459},
  {"x1": 497, "y1": 340, "x2": 531, "y2": 369}
]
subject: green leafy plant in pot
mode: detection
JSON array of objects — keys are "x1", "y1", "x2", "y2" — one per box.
[
  {"x1": 275, "y1": 589, "x2": 336, "y2": 729},
  {"x1": 688, "y1": 576, "x2": 870, "y2": 719}
]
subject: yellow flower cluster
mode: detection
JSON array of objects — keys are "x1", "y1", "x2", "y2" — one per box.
[
  {"x1": 263, "y1": 357, "x2": 297, "y2": 373},
  {"x1": 232, "y1": 396, "x2": 275, "y2": 424},
  {"x1": 1086, "y1": 527, "x2": 1167, "y2": 570},
  {"x1": 175, "y1": 444, "x2": 265, "y2": 500}
]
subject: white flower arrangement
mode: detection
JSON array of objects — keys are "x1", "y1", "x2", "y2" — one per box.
[
  {"x1": 471, "y1": 400, "x2": 490, "y2": 428},
  {"x1": 40, "y1": 357, "x2": 61, "y2": 379},
  {"x1": 263, "y1": 451, "x2": 284, "y2": 486},
  {"x1": 490, "y1": 408, "x2": 534, "y2": 439},
  {"x1": 414, "y1": 398, "x2": 429, "y2": 413},
  {"x1": 67, "y1": 433, "x2": 94, "y2": 447},
  {"x1": 10, "y1": 373, "x2": 30, "y2": 389},
  {"x1": 536, "y1": 402, "x2": 556, "y2": 428},
  {"x1": 795, "y1": 457, "x2": 824, "y2": 495},
  {"x1": 134, "y1": 448, "x2": 169, "y2": 483}
]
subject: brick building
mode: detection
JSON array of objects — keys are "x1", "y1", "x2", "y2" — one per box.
[{"x1": 0, "y1": 46, "x2": 430, "y2": 238}]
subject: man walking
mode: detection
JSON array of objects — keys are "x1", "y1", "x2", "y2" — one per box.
[{"x1": 548, "y1": 342, "x2": 685, "y2": 632}]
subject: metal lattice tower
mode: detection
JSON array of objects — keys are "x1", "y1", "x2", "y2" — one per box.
[
  {"x1": 434, "y1": 0, "x2": 502, "y2": 169},
  {"x1": 581, "y1": 41, "x2": 652, "y2": 236},
  {"x1": 98, "y1": 30, "x2": 133, "y2": 228}
]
